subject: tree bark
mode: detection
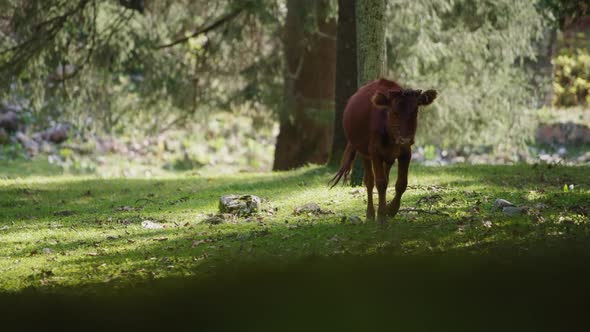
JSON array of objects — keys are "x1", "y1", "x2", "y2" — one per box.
[
  {"x1": 526, "y1": 26, "x2": 556, "y2": 107},
  {"x1": 328, "y1": 0, "x2": 358, "y2": 168},
  {"x1": 273, "y1": 0, "x2": 337, "y2": 171},
  {"x1": 350, "y1": 0, "x2": 387, "y2": 186}
]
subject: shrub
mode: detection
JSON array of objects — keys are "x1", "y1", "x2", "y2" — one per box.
[{"x1": 553, "y1": 49, "x2": 590, "y2": 107}]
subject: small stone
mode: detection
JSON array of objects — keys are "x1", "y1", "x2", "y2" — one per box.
[
  {"x1": 493, "y1": 199, "x2": 515, "y2": 210},
  {"x1": 0, "y1": 111, "x2": 21, "y2": 132},
  {"x1": 42, "y1": 248, "x2": 53, "y2": 255},
  {"x1": 502, "y1": 206, "x2": 526, "y2": 216},
  {"x1": 219, "y1": 194, "x2": 261, "y2": 217},
  {"x1": 201, "y1": 215, "x2": 225, "y2": 225},
  {"x1": 328, "y1": 235, "x2": 341, "y2": 242},
  {"x1": 293, "y1": 202, "x2": 323, "y2": 216},
  {"x1": 535, "y1": 203, "x2": 547, "y2": 210},
  {"x1": 347, "y1": 215, "x2": 363, "y2": 224}
]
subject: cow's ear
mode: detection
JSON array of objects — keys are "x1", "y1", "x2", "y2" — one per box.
[
  {"x1": 371, "y1": 92, "x2": 391, "y2": 109},
  {"x1": 418, "y1": 89, "x2": 437, "y2": 106}
]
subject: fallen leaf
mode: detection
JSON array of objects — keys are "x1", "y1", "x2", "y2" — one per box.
[
  {"x1": 142, "y1": 220, "x2": 164, "y2": 229},
  {"x1": 153, "y1": 237, "x2": 168, "y2": 241}
]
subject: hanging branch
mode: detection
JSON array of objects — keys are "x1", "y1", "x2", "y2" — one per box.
[
  {"x1": 0, "y1": 0, "x2": 91, "y2": 80},
  {"x1": 155, "y1": 7, "x2": 244, "y2": 50},
  {"x1": 54, "y1": 6, "x2": 136, "y2": 83}
]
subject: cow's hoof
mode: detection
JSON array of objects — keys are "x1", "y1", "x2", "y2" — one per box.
[
  {"x1": 387, "y1": 210, "x2": 399, "y2": 219},
  {"x1": 387, "y1": 202, "x2": 400, "y2": 217}
]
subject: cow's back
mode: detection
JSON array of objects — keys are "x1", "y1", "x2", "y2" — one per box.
[{"x1": 343, "y1": 78, "x2": 402, "y2": 156}]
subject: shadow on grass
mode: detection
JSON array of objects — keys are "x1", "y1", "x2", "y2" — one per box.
[
  {"x1": 2, "y1": 242, "x2": 590, "y2": 330},
  {"x1": 12, "y1": 203, "x2": 589, "y2": 295}
]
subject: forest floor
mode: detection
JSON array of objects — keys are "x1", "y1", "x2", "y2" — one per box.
[{"x1": 1, "y1": 160, "x2": 589, "y2": 328}]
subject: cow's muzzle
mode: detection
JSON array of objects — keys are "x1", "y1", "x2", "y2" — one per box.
[{"x1": 396, "y1": 137, "x2": 414, "y2": 145}]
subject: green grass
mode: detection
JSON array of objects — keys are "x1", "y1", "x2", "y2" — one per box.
[{"x1": 0, "y1": 159, "x2": 589, "y2": 294}]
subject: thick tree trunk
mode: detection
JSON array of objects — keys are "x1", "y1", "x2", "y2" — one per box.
[
  {"x1": 273, "y1": 0, "x2": 337, "y2": 171},
  {"x1": 328, "y1": 0, "x2": 358, "y2": 168},
  {"x1": 350, "y1": 0, "x2": 387, "y2": 186}
]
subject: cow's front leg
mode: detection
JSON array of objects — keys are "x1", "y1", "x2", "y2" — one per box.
[
  {"x1": 387, "y1": 147, "x2": 411, "y2": 218},
  {"x1": 372, "y1": 157, "x2": 389, "y2": 225},
  {"x1": 362, "y1": 158, "x2": 375, "y2": 221}
]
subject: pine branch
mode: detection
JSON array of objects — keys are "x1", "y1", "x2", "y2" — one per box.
[{"x1": 155, "y1": 7, "x2": 244, "y2": 50}]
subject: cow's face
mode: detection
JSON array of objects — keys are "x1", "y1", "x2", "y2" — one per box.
[{"x1": 371, "y1": 88, "x2": 437, "y2": 146}]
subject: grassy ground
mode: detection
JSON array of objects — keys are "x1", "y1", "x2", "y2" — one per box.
[{"x1": 1, "y1": 159, "x2": 589, "y2": 296}]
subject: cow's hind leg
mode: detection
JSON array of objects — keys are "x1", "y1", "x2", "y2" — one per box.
[
  {"x1": 387, "y1": 148, "x2": 410, "y2": 218},
  {"x1": 363, "y1": 158, "x2": 375, "y2": 221}
]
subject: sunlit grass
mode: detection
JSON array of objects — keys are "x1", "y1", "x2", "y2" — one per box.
[{"x1": 0, "y1": 159, "x2": 589, "y2": 293}]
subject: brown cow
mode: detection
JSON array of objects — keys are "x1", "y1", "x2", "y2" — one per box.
[{"x1": 330, "y1": 78, "x2": 437, "y2": 225}]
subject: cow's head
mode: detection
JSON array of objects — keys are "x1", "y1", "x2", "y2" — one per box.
[{"x1": 371, "y1": 88, "x2": 437, "y2": 146}]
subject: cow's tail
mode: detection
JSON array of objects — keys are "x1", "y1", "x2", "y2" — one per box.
[{"x1": 329, "y1": 143, "x2": 356, "y2": 189}]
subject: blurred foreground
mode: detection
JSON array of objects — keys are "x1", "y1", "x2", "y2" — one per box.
[{"x1": 2, "y1": 251, "x2": 589, "y2": 331}]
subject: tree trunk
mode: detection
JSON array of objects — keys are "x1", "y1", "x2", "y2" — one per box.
[
  {"x1": 273, "y1": 0, "x2": 337, "y2": 171},
  {"x1": 328, "y1": 0, "x2": 358, "y2": 168},
  {"x1": 350, "y1": 0, "x2": 387, "y2": 186},
  {"x1": 526, "y1": 26, "x2": 556, "y2": 107}
]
